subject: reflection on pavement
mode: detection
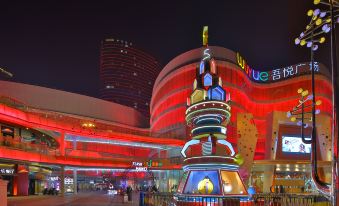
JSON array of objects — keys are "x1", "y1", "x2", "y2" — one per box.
[{"x1": 8, "y1": 191, "x2": 140, "y2": 206}]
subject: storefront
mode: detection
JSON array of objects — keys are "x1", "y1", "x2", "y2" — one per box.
[
  {"x1": 48, "y1": 176, "x2": 60, "y2": 191},
  {"x1": 251, "y1": 161, "x2": 331, "y2": 194},
  {"x1": 0, "y1": 163, "x2": 15, "y2": 196}
]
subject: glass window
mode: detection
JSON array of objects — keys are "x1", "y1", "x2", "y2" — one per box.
[
  {"x1": 204, "y1": 73, "x2": 212, "y2": 87},
  {"x1": 208, "y1": 86, "x2": 225, "y2": 101},
  {"x1": 183, "y1": 170, "x2": 221, "y2": 195},
  {"x1": 220, "y1": 170, "x2": 248, "y2": 195},
  {"x1": 177, "y1": 171, "x2": 189, "y2": 193}
]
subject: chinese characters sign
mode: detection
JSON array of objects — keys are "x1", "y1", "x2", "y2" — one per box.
[{"x1": 236, "y1": 53, "x2": 321, "y2": 83}]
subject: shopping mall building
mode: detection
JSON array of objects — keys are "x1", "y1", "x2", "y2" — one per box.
[{"x1": 0, "y1": 46, "x2": 333, "y2": 196}]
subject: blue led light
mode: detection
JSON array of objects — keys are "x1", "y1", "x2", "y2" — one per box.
[
  {"x1": 204, "y1": 73, "x2": 213, "y2": 87},
  {"x1": 200, "y1": 61, "x2": 205, "y2": 74},
  {"x1": 208, "y1": 86, "x2": 225, "y2": 101}
]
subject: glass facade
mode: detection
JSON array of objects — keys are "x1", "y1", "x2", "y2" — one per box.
[{"x1": 99, "y1": 39, "x2": 161, "y2": 119}]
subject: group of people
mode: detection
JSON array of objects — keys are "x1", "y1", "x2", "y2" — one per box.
[
  {"x1": 131, "y1": 185, "x2": 159, "y2": 193},
  {"x1": 42, "y1": 187, "x2": 59, "y2": 195},
  {"x1": 124, "y1": 185, "x2": 158, "y2": 202}
]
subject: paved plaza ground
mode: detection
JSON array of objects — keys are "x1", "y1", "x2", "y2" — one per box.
[{"x1": 8, "y1": 191, "x2": 139, "y2": 206}]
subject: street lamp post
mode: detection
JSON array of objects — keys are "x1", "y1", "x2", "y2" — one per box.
[
  {"x1": 0, "y1": 67, "x2": 13, "y2": 78},
  {"x1": 294, "y1": 0, "x2": 338, "y2": 204},
  {"x1": 287, "y1": 88, "x2": 322, "y2": 144}
]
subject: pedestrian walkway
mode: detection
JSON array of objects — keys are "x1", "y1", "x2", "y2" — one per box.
[{"x1": 8, "y1": 191, "x2": 139, "y2": 206}]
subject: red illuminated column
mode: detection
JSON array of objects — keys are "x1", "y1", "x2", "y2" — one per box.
[
  {"x1": 58, "y1": 132, "x2": 65, "y2": 156},
  {"x1": 72, "y1": 137, "x2": 77, "y2": 150},
  {"x1": 17, "y1": 172, "x2": 28, "y2": 196},
  {"x1": 17, "y1": 165, "x2": 29, "y2": 196},
  {"x1": 13, "y1": 175, "x2": 17, "y2": 196}
]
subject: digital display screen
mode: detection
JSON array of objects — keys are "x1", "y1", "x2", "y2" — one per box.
[{"x1": 282, "y1": 136, "x2": 311, "y2": 154}]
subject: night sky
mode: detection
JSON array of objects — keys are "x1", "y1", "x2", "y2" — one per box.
[{"x1": 0, "y1": 1, "x2": 336, "y2": 98}]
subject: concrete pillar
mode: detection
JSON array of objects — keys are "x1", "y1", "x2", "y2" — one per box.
[
  {"x1": 60, "y1": 166, "x2": 65, "y2": 196},
  {"x1": 72, "y1": 137, "x2": 77, "y2": 150},
  {"x1": 167, "y1": 170, "x2": 170, "y2": 192},
  {"x1": 35, "y1": 180, "x2": 39, "y2": 195},
  {"x1": 263, "y1": 166, "x2": 274, "y2": 193},
  {"x1": 73, "y1": 168, "x2": 77, "y2": 194},
  {"x1": 162, "y1": 171, "x2": 168, "y2": 192},
  {"x1": 0, "y1": 179, "x2": 8, "y2": 206}
]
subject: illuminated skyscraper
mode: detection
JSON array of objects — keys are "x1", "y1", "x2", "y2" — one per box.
[{"x1": 99, "y1": 38, "x2": 161, "y2": 119}]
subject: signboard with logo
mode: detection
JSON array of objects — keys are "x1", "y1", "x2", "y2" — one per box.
[
  {"x1": 64, "y1": 177, "x2": 74, "y2": 185},
  {"x1": 50, "y1": 176, "x2": 60, "y2": 181},
  {"x1": 0, "y1": 168, "x2": 14, "y2": 175},
  {"x1": 235, "y1": 53, "x2": 322, "y2": 83},
  {"x1": 132, "y1": 160, "x2": 163, "y2": 172}
]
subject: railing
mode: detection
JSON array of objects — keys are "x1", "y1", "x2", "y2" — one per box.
[
  {"x1": 140, "y1": 192, "x2": 175, "y2": 206},
  {"x1": 64, "y1": 148, "x2": 135, "y2": 159},
  {"x1": 252, "y1": 193, "x2": 330, "y2": 206},
  {"x1": 140, "y1": 192, "x2": 331, "y2": 206},
  {"x1": 140, "y1": 192, "x2": 253, "y2": 206}
]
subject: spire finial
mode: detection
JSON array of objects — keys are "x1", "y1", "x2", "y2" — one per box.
[{"x1": 203, "y1": 26, "x2": 208, "y2": 46}]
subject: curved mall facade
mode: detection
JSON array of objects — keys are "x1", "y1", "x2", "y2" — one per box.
[{"x1": 0, "y1": 46, "x2": 333, "y2": 195}]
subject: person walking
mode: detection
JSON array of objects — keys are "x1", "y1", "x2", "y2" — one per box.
[{"x1": 126, "y1": 185, "x2": 132, "y2": 201}]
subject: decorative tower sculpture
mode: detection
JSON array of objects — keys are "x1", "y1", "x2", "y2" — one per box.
[{"x1": 176, "y1": 27, "x2": 248, "y2": 200}]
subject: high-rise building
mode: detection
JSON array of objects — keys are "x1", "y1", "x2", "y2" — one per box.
[{"x1": 99, "y1": 38, "x2": 161, "y2": 119}]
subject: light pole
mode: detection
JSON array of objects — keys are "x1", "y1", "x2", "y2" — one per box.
[
  {"x1": 287, "y1": 88, "x2": 322, "y2": 144},
  {"x1": 294, "y1": 0, "x2": 338, "y2": 204},
  {"x1": 0, "y1": 67, "x2": 13, "y2": 78}
]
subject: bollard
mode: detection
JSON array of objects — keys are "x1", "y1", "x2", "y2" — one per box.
[
  {"x1": 123, "y1": 193, "x2": 128, "y2": 203},
  {"x1": 139, "y1": 192, "x2": 144, "y2": 206}
]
